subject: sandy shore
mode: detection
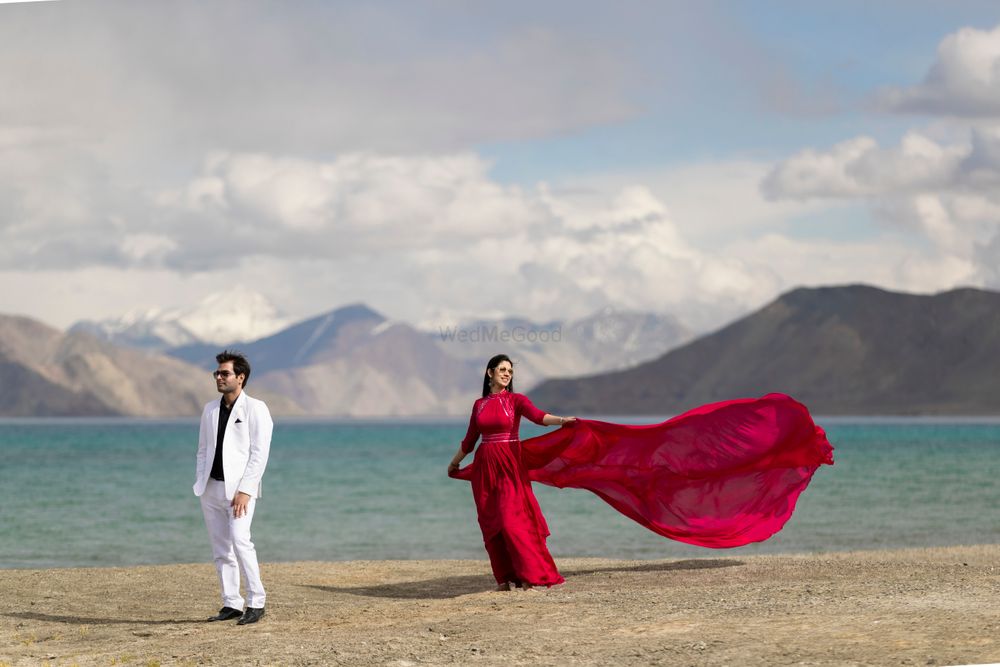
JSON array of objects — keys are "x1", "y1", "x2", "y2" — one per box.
[{"x1": 1, "y1": 544, "x2": 998, "y2": 666}]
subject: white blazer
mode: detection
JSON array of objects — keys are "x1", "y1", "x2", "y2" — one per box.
[{"x1": 193, "y1": 391, "x2": 273, "y2": 501}]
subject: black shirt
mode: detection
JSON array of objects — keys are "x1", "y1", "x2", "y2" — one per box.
[{"x1": 209, "y1": 396, "x2": 235, "y2": 481}]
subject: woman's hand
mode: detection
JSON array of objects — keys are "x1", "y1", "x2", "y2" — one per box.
[{"x1": 448, "y1": 446, "x2": 466, "y2": 475}]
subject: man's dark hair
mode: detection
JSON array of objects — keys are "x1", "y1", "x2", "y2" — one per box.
[{"x1": 216, "y1": 350, "x2": 251, "y2": 388}]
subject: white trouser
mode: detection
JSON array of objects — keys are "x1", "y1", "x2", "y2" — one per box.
[{"x1": 200, "y1": 479, "x2": 265, "y2": 609}]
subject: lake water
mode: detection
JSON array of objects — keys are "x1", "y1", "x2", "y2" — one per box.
[{"x1": 1, "y1": 417, "x2": 998, "y2": 568}]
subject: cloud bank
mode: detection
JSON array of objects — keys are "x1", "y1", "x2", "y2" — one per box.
[
  {"x1": 764, "y1": 23, "x2": 1000, "y2": 291},
  {"x1": 878, "y1": 24, "x2": 1000, "y2": 118},
  {"x1": 3, "y1": 5, "x2": 1000, "y2": 332}
]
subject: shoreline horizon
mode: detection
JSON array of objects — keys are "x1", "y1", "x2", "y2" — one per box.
[{"x1": 7, "y1": 412, "x2": 1000, "y2": 424}]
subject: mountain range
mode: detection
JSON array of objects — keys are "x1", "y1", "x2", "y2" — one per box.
[
  {"x1": 165, "y1": 304, "x2": 690, "y2": 416},
  {"x1": 2, "y1": 296, "x2": 686, "y2": 417},
  {"x1": 9, "y1": 283, "x2": 999, "y2": 417},
  {"x1": 0, "y1": 314, "x2": 297, "y2": 417},
  {"x1": 167, "y1": 304, "x2": 478, "y2": 416},
  {"x1": 530, "y1": 284, "x2": 1000, "y2": 416}
]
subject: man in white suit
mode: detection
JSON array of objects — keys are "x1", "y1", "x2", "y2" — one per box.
[{"x1": 193, "y1": 350, "x2": 273, "y2": 625}]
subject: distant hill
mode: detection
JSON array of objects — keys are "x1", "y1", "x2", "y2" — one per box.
[
  {"x1": 530, "y1": 285, "x2": 1000, "y2": 416},
  {"x1": 0, "y1": 314, "x2": 297, "y2": 417}
]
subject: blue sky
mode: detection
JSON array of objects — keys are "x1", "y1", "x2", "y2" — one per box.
[
  {"x1": 481, "y1": 1, "x2": 998, "y2": 179},
  {"x1": 1, "y1": 1, "x2": 999, "y2": 332}
]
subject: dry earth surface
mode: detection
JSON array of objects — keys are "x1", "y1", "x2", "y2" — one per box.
[{"x1": 1, "y1": 545, "x2": 998, "y2": 666}]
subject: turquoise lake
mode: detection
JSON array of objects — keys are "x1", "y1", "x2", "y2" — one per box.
[{"x1": 1, "y1": 418, "x2": 998, "y2": 568}]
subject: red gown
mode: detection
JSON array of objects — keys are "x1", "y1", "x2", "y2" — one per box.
[
  {"x1": 451, "y1": 392, "x2": 833, "y2": 577},
  {"x1": 453, "y1": 391, "x2": 564, "y2": 587}
]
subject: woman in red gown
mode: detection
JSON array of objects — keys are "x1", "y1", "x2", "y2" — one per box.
[
  {"x1": 449, "y1": 354, "x2": 834, "y2": 591},
  {"x1": 447, "y1": 354, "x2": 574, "y2": 590}
]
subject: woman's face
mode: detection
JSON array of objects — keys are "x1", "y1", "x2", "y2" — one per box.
[{"x1": 489, "y1": 360, "x2": 513, "y2": 390}]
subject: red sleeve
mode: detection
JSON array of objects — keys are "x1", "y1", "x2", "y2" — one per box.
[
  {"x1": 459, "y1": 403, "x2": 481, "y2": 453},
  {"x1": 516, "y1": 393, "x2": 547, "y2": 425}
]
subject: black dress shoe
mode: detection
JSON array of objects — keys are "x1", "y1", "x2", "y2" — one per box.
[
  {"x1": 207, "y1": 606, "x2": 243, "y2": 622},
  {"x1": 237, "y1": 607, "x2": 265, "y2": 625}
]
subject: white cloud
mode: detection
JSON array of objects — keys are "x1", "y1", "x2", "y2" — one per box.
[
  {"x1": 764, "y1": 25, "x2": 1000, "y2": 297},
  {"x1": 0, "y1": 1, "x2": 644, "y2": 274},
  {"x1": 762, "y1": 22, "x2": 1000, "y2": 292},
  {"x1": 763, "y1": 125, "x2": 1000, "y2": 264},
  {"x1": 878, "y1": 24, "x2": 1000, "y2": 117},
  {"x1": 157, "y1": 151, "x2": 552, "y2": 262},
  {"x1": 5, "y1": 144, "x2": 986, "y2": 335},
  {"x1": 5, "y1": 142, "x2": 966, "y2": 333},
  {"x1": 723, "y1": 232, "x2": 974, "y2": 293},
  {"x1": 602, "y1": 160, "x2": 834, "y2": 244},
  {"x1": 6, "y1": 5, "x2": 1000, "y2": 335},
  {"x1": 120, "y1": 234, "x2": 179, "y2": 263},
  {"x1": 0, "y1": 145, "x2": 781, "y2": 330},
  {"x1": 762, "y1": 136, "x2": 880, "y2": 199},
  {"x1": 761, "y1": 131, "x2": 983, "y2": 201}
]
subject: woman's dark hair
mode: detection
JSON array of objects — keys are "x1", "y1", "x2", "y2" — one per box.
[
  {"x1": 482, "y1": 354, "x2": 514, "y2": 397},
  {"x1": 216, "y1": 349, "x2": 251, "y2": 388}
]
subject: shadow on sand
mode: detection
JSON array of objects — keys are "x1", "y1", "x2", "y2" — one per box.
[
  {"x1": 305, "y1": 558, "x2": 744, "y2": 600},
  {"x1": 4, "y1": 611, "x2": 222, "y2": 626}
]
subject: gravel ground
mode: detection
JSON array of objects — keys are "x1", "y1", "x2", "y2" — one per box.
[{"x1": 1, "y1": 544, "x2": 998, "y2": 666}]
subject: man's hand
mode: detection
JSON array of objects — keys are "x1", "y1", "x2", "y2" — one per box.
[{"x1": 231, "y1": 491, "x2": 251, "y2": 519}]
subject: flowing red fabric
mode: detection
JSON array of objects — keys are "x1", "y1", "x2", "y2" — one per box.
[{"x1": 452, "y1": 392, "x2": 833, "y2": 549}]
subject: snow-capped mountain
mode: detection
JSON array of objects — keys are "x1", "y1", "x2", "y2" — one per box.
[
  {"x1": 71, "y1": 311, "x2": 202, "y2": 349},
  {"x1": 70, "y1": 290, "x2": 291, "y2": 350},
  {"x1": 173, "y1": 291, "x2": 291, "y2": 346},
  {"x1": 71, "y1": 294, "x2": 694, "y2": 415},
  {"x1": 168, "y1": 303, "x2": 482, "y2": 416}
]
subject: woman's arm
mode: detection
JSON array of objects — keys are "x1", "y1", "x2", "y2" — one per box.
[
  {"x1": 448, "y1": 405, "x2": 480, "y2": 473},
  {"x1": 541, "y1": 413, "x2": 576, "y2": 426},
  {"x1": 517, "y1": 393, "x2": 576, "y2": 427}
]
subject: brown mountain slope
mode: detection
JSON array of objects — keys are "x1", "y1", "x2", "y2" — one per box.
[
  {"x1": 530, "y1": 285, "x2": 1000, "y2": 416},
  {"x1": 254, "y1": 322, "x2": 481, "y2": 416},
  {"x1": 0, "y1": 314, "x2": 297, "y2": 417}
]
